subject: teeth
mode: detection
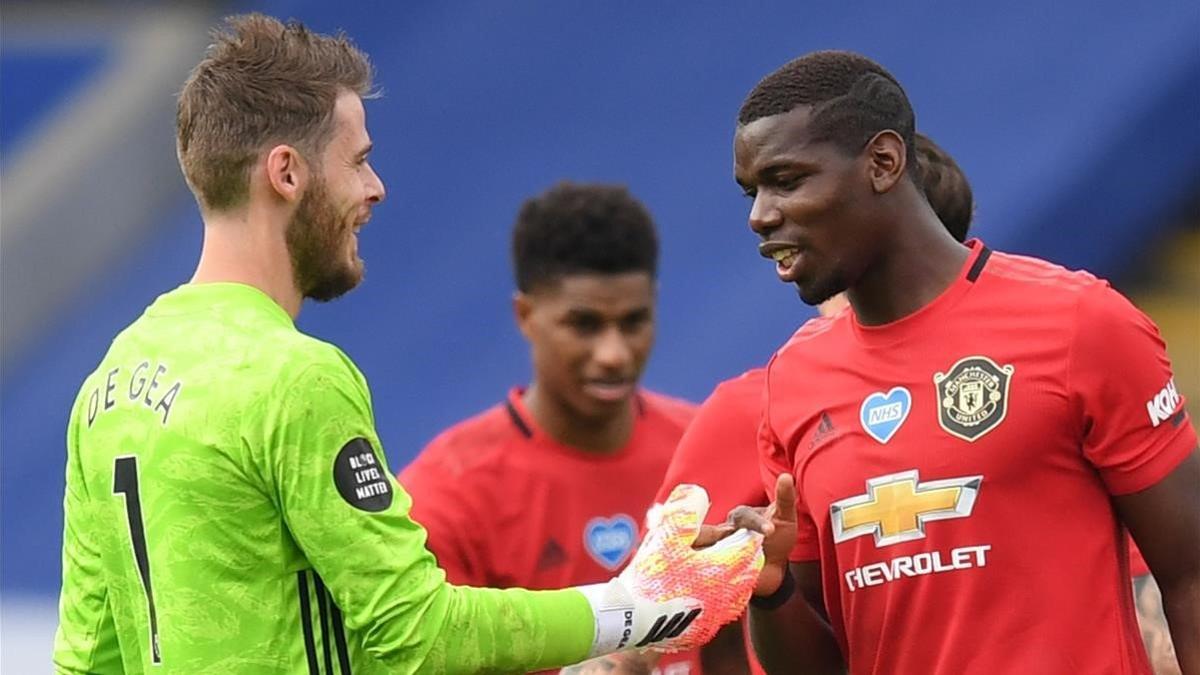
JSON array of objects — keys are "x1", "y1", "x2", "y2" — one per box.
[{"x1": 771, "y1": 248, "x2": 798, "y2": 263}]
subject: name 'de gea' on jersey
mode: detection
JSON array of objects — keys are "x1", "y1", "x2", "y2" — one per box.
[{"x1": 85, "y1": 360, "x2": 184, "y2": 427}]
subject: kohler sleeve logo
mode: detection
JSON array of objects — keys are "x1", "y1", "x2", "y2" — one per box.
[{"x1": 1146, "y1": 377, "x2": 1181, "y2": 428}]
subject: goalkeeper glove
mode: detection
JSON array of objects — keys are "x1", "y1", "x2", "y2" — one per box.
[{"x1": 575, "y1": 483, "x2": 763, "y2": 656}]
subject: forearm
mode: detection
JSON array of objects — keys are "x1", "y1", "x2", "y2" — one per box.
[
  {"x1": 312, "y1": 524, "x2": 593, "y2": 672},
  {"x1": 424, "y1": 585, "x2": 594, "y2": 673},
  {"x1": 351, "y1": 564, "x2": 594, "y2": 674},
  {"x1": 701, "y1": 620, "x2": 752, "y2": 674},
  {"x1": 1134, "y1": 574, "x2": 1181, "y2": 675},
  {"x1": 1160, "y1": 576, "x2": 1199, "y2": 674},
  {"x1": 749, "y1": 594, "x2": 844, "y2": 675}
]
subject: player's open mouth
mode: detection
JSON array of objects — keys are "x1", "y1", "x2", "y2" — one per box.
[
  {"x1": 770, "y1": 247, "x2": 798, "y2": 268},
  {"x1": 759, "y1": 242, "x2": 804, "y2": 281}
]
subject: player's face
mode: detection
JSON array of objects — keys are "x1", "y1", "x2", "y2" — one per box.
[
  {"x1": 287, "y1": 92, "x2": 385, "y2": 302},
  {"x1": 733, "y1": 105, "x2": 878, "y2": 306},
  {"x1": 517, "y1": 272, "x2": 656, "y2": 421}
]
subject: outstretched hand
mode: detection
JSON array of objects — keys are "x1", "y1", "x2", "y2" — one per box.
[
  {"x1": 613, "y1": 483, "x2": 764, "y2": 654},
  {"x1": 725, "y1": 473, "x2": 799, "y2": 596}
]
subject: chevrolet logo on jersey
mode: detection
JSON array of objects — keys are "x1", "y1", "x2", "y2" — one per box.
[{"x1": 831, "y1": 470, "x2": 982, "y2": 547}]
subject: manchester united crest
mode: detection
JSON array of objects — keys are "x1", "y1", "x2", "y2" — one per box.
[{"x1": 933, "y1": 356, "x2": 1014, "y2": 442}]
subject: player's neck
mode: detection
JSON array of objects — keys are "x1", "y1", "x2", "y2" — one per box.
[
  {"x1": 846, "y1": 197, "x2": 970, "y2": 327},
  {"x1": 192, "y1": 208, "x2": 303, "y2": 319},
  {"x1": 522, "y1": 383, "x2": 635, "y2": 454}
]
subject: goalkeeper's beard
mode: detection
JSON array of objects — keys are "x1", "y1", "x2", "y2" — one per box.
[{"x1": 286, "y1": 177, "x2": 364, "y2": 302}]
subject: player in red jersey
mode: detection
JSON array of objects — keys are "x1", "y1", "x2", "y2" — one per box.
[
  {"x1": 400, "y1": 182, "x2": 703, "y2": 674},
  {"x1": 726, "y1": 51, "x2": 1198, "y2": 674},
  {"x1": 663, "y1": 132, "x2": 1175, "y2": 675},
  {"x1": 653, "y1": 132, "x2": 974, "y2": 675},
  {"x1": 659, "y1": 132, "x2": 973, "y2": 526}
]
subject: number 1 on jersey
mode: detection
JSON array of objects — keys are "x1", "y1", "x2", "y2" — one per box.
[{"x1": 113, "y1": 455, "x2": 162, "y2": 664}]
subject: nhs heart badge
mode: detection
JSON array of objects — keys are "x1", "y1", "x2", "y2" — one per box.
[
  {"x1": 859, "y1": 387, "x2": 912, "y2": 444},
  {"x1": 584, "y1": 514, "x2": 637, "y2": 570}
]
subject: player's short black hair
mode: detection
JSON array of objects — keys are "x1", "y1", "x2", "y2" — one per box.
[
  {"x1": 738, "y1": 50, "x2": 917, "y2": 171},
  {"x1": 512, "y1": 181, "x2": 659, "y2": 292},
  {"x1": 914, "y1": 133, "x2": 974, "y2": 242}
]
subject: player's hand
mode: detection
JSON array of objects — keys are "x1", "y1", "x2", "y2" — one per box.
[
  {"x1": 728, "y1": 473, "x2": 798, "y2": 596},
  {"x1": 577, "y1": 484, "x2": 763, "y2": 657}
]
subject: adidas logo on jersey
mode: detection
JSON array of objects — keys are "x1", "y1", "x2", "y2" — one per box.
[
  {"x1": 810, "y1": 412, "x2": 838, "y2": 449},
  {"x1": 536, "y1": 539, "x2": 567, "y2": 571},
  {"x1": 1146, "y1": 377, "x2": 1181, "y2": 428}
]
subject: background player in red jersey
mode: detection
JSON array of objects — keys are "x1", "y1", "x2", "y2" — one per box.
[
  {"x1": 728, "y1": 51, "x2": 1199, "y2": 674},
  {"x1": 400, "y1": 181, "x2": 703, "y2": 674}
]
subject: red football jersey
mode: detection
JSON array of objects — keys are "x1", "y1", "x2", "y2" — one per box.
[
  {"x1": 656, "y1": 369, "x2": 771, "y2": 522},
  {"x1": 759, "y1": 242, "x2": 1195, "y2": 674},
  {"x1": 400, "y1": 387, "x2": 701, "y2": 674},
  {"x1": 657, "y1": 369, "x2": 772, "y2": 675}
]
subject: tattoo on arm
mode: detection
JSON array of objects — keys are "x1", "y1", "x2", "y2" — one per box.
[{"x1": 1133, "y1": 575, "x2": 1181, "y2": 675}]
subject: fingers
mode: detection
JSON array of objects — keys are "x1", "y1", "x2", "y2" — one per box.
[
  {"x1": 722, "y1": 473, "x2": 796, "y2": 537},
  {"x1": 692, "y1": 522, "x2": 736, "y2": 548},
  {"x1": 727, "y1": 505, "x2": 775, "y2": 536},
  {"x1": 705, "y1": 527, "x2": 765, "y2": 555},
  {"x1": 656, "y1": 483, "x2": 711, "y2": 546},
  {"x1": 774, "y1": 473, "x2": 797, "y2": 524}
]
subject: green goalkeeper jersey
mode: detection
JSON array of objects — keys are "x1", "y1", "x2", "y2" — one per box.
[{"x1": 54, "y1": 283, "x2": 594, "y2": 674}]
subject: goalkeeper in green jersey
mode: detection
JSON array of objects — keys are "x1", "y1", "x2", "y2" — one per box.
[{"x1": 53, "y1": 13, "x2": 763, "y2": 675}]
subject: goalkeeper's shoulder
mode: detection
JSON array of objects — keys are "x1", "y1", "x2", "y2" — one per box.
[{"x1": 242, "y1": 336, "x2": 374, "y2": 422}]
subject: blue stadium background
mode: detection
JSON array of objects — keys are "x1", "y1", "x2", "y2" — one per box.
[{"x1": 2, "y1": 1, "x2": 1198, "y2": 666}]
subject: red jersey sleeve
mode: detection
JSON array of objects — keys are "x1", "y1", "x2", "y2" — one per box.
[
  {"x1": 398, "y1": 448, "x2": 490, "y2": 586},
  {"x1": 1070, "y1": 283, "x2": 1196, "y2": 495},
  {"x1": 655, "y1": 372, "x2": 770, "y2": 525},
  {"x1": 760, "y1": 360, "x2": 821, "y2": 562}
]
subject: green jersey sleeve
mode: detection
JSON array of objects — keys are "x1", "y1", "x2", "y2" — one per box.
[
  {"x1": 261, "y1": 352, "x2": 594, "y2": 673},
  {"x1": 54, "y1": 389, "x2": 124, "y2": 674}
]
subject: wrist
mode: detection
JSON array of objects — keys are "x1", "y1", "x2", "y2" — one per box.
[
  {"x1": 576, "y1": 580, "x2": 636, "y2": 657},
  {"x1": 753, "y1": 562, "x2": 787, "y2": 597},
  {"x1": 749, "y1": 564, "x2": 795, "y2": 610}
]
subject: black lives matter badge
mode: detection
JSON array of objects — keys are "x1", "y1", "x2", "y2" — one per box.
[
  {"x1": 333, "y1": 438, "x2": 393, "y2": 512},
  {"x1": 933, "y1": 355, "x2": 1014, "y2": 442}
]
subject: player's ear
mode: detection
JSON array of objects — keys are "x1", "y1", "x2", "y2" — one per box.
[
  {"x1": 865, "y1": 130, "x2": 907, "y2": 194},
  {"x1": 264, "y1": 144, "x2": 309, "y2": 204},
  {"x1": 512, "y1": 291, "x2": 535, "y2": 339}
]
